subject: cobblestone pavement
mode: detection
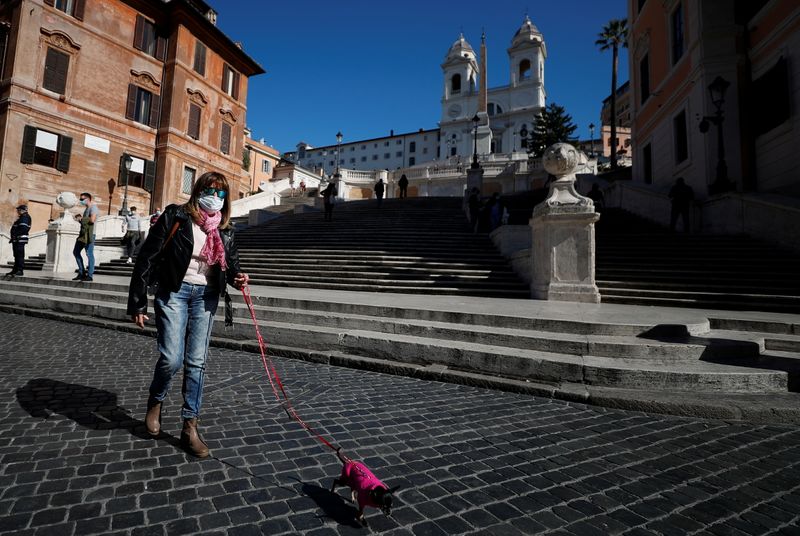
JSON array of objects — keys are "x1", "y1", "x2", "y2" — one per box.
[{"x1": 1, "y1": 312, "x2": 800, "y2": 536}]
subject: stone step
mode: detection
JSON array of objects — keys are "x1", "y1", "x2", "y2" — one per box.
[
  {"x1": 598, "y1": 279, "x2": 800, "y2": 294},
  {"x1": 602, "y1": 293, "x2": 800, "y2": 314},
  {"x1": 0, "y1": 279, "x2": 790, "y2": 393}
]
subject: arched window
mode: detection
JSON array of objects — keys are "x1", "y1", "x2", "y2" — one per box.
[
  {"x1": 519, "y1": 59, "x2": 531, "y2": 80},
  {"x1": 451, "y1": 74, "x2": 461, "y2": 94}
]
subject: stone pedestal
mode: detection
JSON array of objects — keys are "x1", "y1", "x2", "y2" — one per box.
[
  {"x1": 42, "y1": 192, "x2": 80, "y2": 274},
  {"x1": 530, "y1": 143, "x2": 601, "y2": 303},
  {"x1": 466, "y1": 166, "x2": 484, "y2": 193}
]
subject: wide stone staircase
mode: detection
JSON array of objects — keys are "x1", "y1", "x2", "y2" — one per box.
[
  {"x1": 0, "y1": 275, "x2": 798, "y2": 422},
  {"x1": 95, "y1": 197, "x2": 530, "y2": 298},
  {"x1": 595, "y1": 209, "x2": 800, "y2": 313}
]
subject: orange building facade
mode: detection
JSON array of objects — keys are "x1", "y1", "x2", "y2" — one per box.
[
  {"x1": 243, "y1": 134, "x2": 280, "y2": 194},
  {"x1": 0, "y1": 0, "x2": 263, "y2": 233},
  {"x1": 628, "y1": 0, "x2": 799, "y2": 198}
]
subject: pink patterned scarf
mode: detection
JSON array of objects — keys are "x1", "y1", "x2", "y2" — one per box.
[{"x1": 197, "y1": 209, "x2": 227, "y2": 270}]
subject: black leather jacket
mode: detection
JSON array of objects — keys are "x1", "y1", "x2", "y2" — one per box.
[{"x1": 127, "y1": 204, "x2": 242, "y2": 319}]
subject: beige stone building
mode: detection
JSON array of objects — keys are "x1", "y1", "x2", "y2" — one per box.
[{"x1": 0, "y1": 0, "x2": 263, "y2": 233}]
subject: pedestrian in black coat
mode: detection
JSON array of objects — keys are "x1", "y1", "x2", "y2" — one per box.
[{"x1": 8, "y1": 204, "x2": 31, "y2": 276}]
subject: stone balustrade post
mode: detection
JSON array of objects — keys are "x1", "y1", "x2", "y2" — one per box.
[
  {"x1": 530, "y1": 143, "x2": 601, "y2": 303},
  {"x1": 43, "y1": 192, "x2": 81, "y2": 275}
]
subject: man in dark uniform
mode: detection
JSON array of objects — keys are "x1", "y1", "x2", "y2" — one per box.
[{"x1": 8, "y1": 204, "x2": 31, "y2": 276}]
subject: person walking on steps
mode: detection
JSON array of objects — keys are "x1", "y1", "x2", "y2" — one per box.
[
  {"x1": 73, "y1": 192, "x2": 98, "y2": 282},
  {"x1": 669, "y1": 177, "x2": 694, "y2": 233},
  {"x1": 374, "y1": 178, "x2": 385, "y2": 207},
  {"x1": 7, "y1": 204, "x2": 31, "y2": 276},
  {"x1": 322, "y1": 182, "x2": 336, "y2": 221},
  {"x1": 398, "y1": 174, "x2": 409, "y2": 198},
  {"x1": 127, "y1": 172, "x2": 249, "y2": 458},
  {"x1": 122, "y1": 206, "x2": 142, "y2": 264}
]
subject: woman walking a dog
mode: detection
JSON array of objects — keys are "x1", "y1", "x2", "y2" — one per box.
[{"x1": 127, "y1": 171, "x2": 249, "y2": 457}]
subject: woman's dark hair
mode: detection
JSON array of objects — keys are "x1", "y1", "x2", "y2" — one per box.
[{"x1": 184, "y1": 171, "x2": 232, "y2": 228}]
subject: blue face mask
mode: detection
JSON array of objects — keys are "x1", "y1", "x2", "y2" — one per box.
[{"x1": 80, "y1": 198, "x2": 88, "y2": 205}]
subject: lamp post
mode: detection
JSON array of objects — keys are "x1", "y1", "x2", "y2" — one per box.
[
  {"x1": 334, "y1": 131, "x2": 343, "y2": 198},
  {"x1": 470, "y1": 114, "x2": 480, "y2": 169},
  {"x1": 699, "y1": 75, "x2": 733, "y2": 194},
  {"x1": 118, "y1": 154, "x2": 133, "y2": 216},
  {"x1": 588, "y1": 123, "x2": 596, "y2": 157}
]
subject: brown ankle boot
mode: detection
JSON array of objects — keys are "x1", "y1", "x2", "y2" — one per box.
[
  {"x1": 181, "y1": 418, "x2": 209, "y2": 458},
  {"x1": 145, "y1": 397, "x2": 162, "y2": 436}
]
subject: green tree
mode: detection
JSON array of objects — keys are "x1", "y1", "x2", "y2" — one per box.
[
  {"x1": 242, "y1": 147, "x2": 251, "y2": 170},
  {"x1": 526, "y1": 102, "x2": 578, "y2": 157},
  {"x1": 596, "y1": 18, "x2": 628, "y2": 169}
]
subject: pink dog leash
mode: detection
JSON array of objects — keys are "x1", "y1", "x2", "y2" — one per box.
[{"x1": 241, "y1": 286, "x2": 343, "y2": 455}]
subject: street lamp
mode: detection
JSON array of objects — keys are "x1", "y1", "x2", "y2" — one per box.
[
  {"x1": 699, "y1": 75, "x2": 733, "y2": 194},
  {"x1": 470, "y1": 114, "x2": 480, "y2": 169},
  {"x1": 118, "y1": 154, "x2": 133, "y2": 216},
  {"x1": 588, "y1": 123, "x2": 596, "y2": 157},
  {"x1": 334, "y1": 131, "x2": 343, "y2": 197}
]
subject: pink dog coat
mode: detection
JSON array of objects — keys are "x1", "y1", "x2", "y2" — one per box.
[{"x1": 341, "y1": 460, "x2": 387, "y2": 509}]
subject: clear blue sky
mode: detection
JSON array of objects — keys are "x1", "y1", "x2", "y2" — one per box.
[{"x1": 214, "y1": 1, "x2": 628, "y2": 155}]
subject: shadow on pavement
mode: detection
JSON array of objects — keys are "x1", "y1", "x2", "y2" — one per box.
[
  {"x1": 15, "y1": 377, "x2": 180, "y2": 446},
  {"x1": 299, "y1": 480, "x2": 362, "y2": 528}
]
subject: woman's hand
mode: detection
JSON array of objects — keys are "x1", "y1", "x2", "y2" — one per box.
[
  {"x1": 233, "y1": 273, "x2": 249, "y2": 289},
  {"x1": 132, "y1": 313, "x2": 149, "y2": 329}
]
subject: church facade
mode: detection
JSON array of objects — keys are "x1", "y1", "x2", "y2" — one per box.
[{"x1": 285, "y1": 16, "x2": 547, "y2": 174}]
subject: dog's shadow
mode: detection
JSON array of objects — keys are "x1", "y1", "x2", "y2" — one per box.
[
  {"x1": 294, "y1": 479, "x2": 363, "y2": 528},
  {"x1": 15, "y1": 377, "x2": 179, "y2": 447}
]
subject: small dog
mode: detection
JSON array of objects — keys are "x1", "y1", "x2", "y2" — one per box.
[{"x1": 331, "y1": 448, "x2": 397, "y2": 525}]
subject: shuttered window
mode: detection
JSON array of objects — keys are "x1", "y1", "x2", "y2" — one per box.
[
  {"x1": 0, "y1": 23, "x2": 9, "y2": 80},
  {"x1": 133, "y1": 14, "x2": 166, "y2": 61},
  {"x1": 119, "y1": 153, "x2": 156, "y2": 192},
  {"x1": 221, "y1": 63, "x2": 240, "y2": 100},
  {"x1": 20, "y1": 125, "x2": 72, "y2": 172},
  {"x1": 46, "y1": 0, "x2": 85, "y2": 20},
  {"x1": 220, "y1": 122, "x2": 231, "y2": 155},
  {"x1": 193, "y1": 41, "x2": 206, "y2": 75},
  {"x1": 43, "y1": 47, "x2": 70, "y2": 94},
  {"x1": 187, "y1": 104, "x2": 201, "y2": 139},
  {"x1": 125, "y1": 84, "x2": 161, "y2": 128}
]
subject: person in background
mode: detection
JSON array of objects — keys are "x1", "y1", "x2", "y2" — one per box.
[
  {"x1": 73, "y1": 192, "x2": 98, "y2": 282},
  {"x1": 322, "y1": 182, "x2": 337, "y2": 221},
  {"x1": 122, "y1": 206, "x2": 141, "y2": 264},
  {"x1": 398, "y1": 174, "x2": 409, "y2": 198},
  {"x1": 150, "y1": 207, "x2": 162, "y2": 228},
  {"x1": 669, "y1": 177, "x2": 694, "y2": 233},
  {"x1": 128, "y1": 172, "x2": 248, "y2": 458},
  {"x1": 7, "y1": 204, "x2": 31, "y2": 276},
  {"x1": 374, "y1": 178, "x2": 385, "y2": 208}
]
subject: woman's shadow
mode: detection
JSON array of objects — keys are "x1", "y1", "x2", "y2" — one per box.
[{"x1": 16, "y1": 377, "x2": 180, "y2": 447}]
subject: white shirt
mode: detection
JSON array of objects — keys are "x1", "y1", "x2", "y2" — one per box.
[{"x1": 182, "y1": 222, "x2": 210, "y2": 285}]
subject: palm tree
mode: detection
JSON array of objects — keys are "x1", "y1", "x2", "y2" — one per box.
[{"x1": 596, "y1": 18, "x2": 628, "y2": 169}]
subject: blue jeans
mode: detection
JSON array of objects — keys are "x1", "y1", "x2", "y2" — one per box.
[
  {"x1": 150, "y1": 281, "x2": 219, "y2": 419},
  {"x1": 73, "y1": 240, "x2": 95, "y2": 277}
]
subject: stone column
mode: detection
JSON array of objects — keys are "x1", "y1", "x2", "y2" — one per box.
[
  {"x1": 42, "y1": 192, "x2": 80, "y2": 275},
  {"x1": 530, "y1": 143, "x2": 601, "y2": 303}
]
